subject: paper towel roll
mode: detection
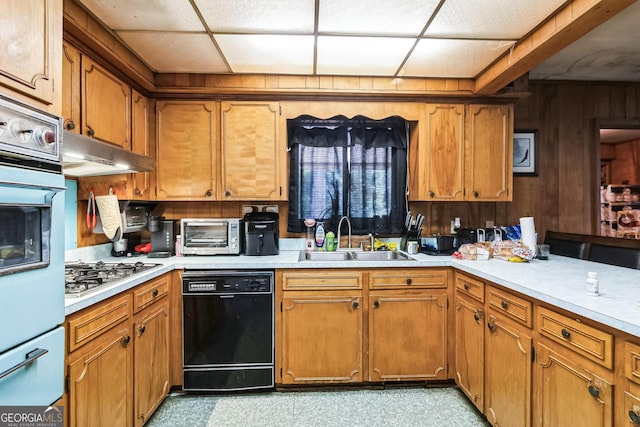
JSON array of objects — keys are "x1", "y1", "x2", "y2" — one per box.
[
  {"x1": 520, "y1": 217, "x2": 537, "y2": 253},
  {"x1": 95, "y1": 194, "x2": 122, "y2": 242}
]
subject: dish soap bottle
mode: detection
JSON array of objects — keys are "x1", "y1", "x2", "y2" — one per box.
[{"x1": 315, "y1": 221, "x2": 325, "y2": 250}]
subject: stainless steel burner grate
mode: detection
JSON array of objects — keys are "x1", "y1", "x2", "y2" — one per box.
[{"x1": 64, "y1": 261, "x2": 160, "y2": 297}]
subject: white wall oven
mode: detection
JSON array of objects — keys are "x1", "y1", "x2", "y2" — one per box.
[{"x1": 0, "y1": 94, "x2": 65, "y2": 405}]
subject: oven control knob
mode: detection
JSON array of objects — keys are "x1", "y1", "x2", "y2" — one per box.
[
  {"x1": 34, "y1": 127, "x2": 56, "y2": 150},
  {"x1": 9, "y1": 119, "x2": 33, "y2": 143}
]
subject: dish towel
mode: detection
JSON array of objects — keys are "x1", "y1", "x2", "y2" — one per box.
[{"x1": 95, "y1": 194, "x2": 122, "y2": 242}]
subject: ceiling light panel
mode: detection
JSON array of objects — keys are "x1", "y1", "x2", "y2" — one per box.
[
  {"x1": 426, "y1": 0, "x2": 568, "y2": 39},
  {"x1": 215, "y1": 35, "x2": 314, "y2": 74},
  {"x1": 318, "y1": 0, "x2": 440, "y2": 36},
  {"x1": 79, "y1": 0, "x2": 203, "y2": 31},
  {"x1": 194, "y1": 0, "x2": 315, "y2": 33},
  {"x1": 401, "y1": 38, "x2": 515, "y2": 78},
  {"x1": 317, "y1": 36, "x2": 414, "y2": 76},
  {"x1": 117, "y1": 32, "x2": 228, "y2": 73}
]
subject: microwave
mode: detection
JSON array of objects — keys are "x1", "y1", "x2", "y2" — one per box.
[{"x1": 180, "y1": 218, "x2": 243, "y2": 255}]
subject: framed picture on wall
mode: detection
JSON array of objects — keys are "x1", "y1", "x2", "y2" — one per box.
[{"x1": 513, "y1": 130, "x2": 537, "y2": 175}]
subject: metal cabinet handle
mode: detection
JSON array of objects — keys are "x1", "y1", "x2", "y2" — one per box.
[
  {"x1": 122, "y1": 335, "x2": 131, "y2": 346},
  {"x1": 473, "y1": 310, "x2": 484, "y2": 322},
  {"x1": 588, "y1": 385, "x2": 599, "y2": 398},
  {"x1": 501, "y1": 300, "x2": 508, "y2": 309},
  {"x1": 134, "y1": 188, "x2": 141, "y2": 196},
  {"x1": 86, "y1": 125, "x2": 95, "y2": 137},
  {"x1": 487, "y1": 322, "x2": 496, "y2": 332},
  {"x1": 352, "y1": 301, "x2": 359, "y2": 309},
  {"x1": 561, "y1": 328, "x2": 571, "y2": 339},
  {"x1": 225, "y1": 190, "x2": 231, "y2": 197},
  {"x1": 205, "y1": 190, "x2": 212, "y2": 197},
  {"x1": 473, "y1": 191, "x2": 479, "y2": 198},
  {"x1": 152, "y1": 289, "x2": 159, "y2": 297},
  {"x1": 138, "y1": 325, "x2": 146, "y2": 336},
  {"x1": 373, "y1": 301, "x2": 380, "y2": 308},
  {"x1": 65, "y1": 120, "x2": 75, "y2": 130},
  {"x1": 629, "y1": 410, "x2": 640, "y2": 424},
  {"x1": 0, "y1": 348, "x2": 48, "y2": 380},
  {"x1": 429, "y1": 191, "x2": 435, "y2": 198},
  {"x1": 406, "y1": 278, "x2": 412, "y2": 285},
  {"x1": 463, "y1": 283, "x2": 470, "y2": 290}
]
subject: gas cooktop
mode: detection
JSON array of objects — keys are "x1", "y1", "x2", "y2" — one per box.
[{"x1": 65, "y1": 261, "x2": 160, "y2": 298}]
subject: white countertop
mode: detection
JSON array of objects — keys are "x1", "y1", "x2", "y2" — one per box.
[{"x1": 64, "y1": 247, "x2": 640, "y2": 337}]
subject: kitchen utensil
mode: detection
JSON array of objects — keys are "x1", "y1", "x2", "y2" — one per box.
[{"x1": 86, "y1": 189, "x2": 96, "y2": 229}]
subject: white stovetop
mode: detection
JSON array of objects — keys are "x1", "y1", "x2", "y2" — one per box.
[{"x1": 64, "y1": 241, "x2": 640, "y2": 337}]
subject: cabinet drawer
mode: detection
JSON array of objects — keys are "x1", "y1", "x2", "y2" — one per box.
[
  {"x1": 67, "y1": 294, "x2": 132, "y2": 353},
  {"x1": 454, "y1": 272, "x2": 484, "y2": 302},
  {"x1": 487, "y1": 286, "x2": 532, "y2": 328},
  {"x1": 536, "y1": 306, "x2": 614, "y2": 369},
  {"x1": 626, "y1": 341, "x2": 640, "y2": 385},
  {"x1": 133, "y1": 274, "x2": 169, "y2": 313},
  {"x1": 369, "y1": 268, "x2": 448, "y2": 289},
  {"x1": 282, "y1": 270, "x2": 363, "y2": 290}
]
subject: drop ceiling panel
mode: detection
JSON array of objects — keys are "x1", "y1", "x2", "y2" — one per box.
[
  {"x1": 215, "y1": 35, "x2": 314, "y2": 74},
  {"x1": 117, "y1": 32, "x2": 228, "y2": 73},
  {"x1": 402, "y1": 39, "x2": 515, "y2": 78},
  {"x1": 317, "y1": 36, "x2": 414, "y2": 76},
  {"x1": 317, "y1": 0, "x2": 440, "y2": 36},
  {"x1": 194, "y1": 0, "x2": 315, "y2": 33},
  {"x1": 425, "y1": 0, "x2": 568, "y2": 39},
  {"x1": 79, "y1": 0, "x2": 203, "y2": 31}
]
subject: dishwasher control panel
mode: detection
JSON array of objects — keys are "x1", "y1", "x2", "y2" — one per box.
[{"x1": 182, "y1": 270, "x2": 273, "y2": 294}]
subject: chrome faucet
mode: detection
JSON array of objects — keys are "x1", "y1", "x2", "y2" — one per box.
[
  {"x1": 337, "y1": 216, "x2": 352, "y2": 249},
  {"x1": 368, "y1": 233, "x2": 375, "y2": 251}
]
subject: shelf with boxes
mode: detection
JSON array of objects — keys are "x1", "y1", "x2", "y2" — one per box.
[{"x1": 600, "y1": 185, "x2": 640, "y2": 238}]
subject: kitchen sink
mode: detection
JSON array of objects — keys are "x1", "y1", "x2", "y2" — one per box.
[{"x1": 298, "y1": 250, "x2": 414, "y2": 262}]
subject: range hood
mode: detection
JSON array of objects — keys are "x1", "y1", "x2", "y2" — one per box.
[{"x1": 62, "y1": 130, "x2": 156, "y2": 177}]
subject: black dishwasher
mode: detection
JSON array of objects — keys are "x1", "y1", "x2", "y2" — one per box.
[{"x1": 182, "y1": 270, "x2": 274, "y2": 391}]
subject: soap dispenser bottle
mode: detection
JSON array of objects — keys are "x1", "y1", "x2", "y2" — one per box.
[{"x1": 315, "y1": 221, "x2": 325, "y2": 249}]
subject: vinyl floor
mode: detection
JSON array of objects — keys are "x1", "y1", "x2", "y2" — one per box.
[{"x1": 146, "y1": 386, "x2": 490, "y2": 427}]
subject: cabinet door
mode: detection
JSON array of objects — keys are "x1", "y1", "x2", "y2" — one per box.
[
  {"x1": 134, "y1": 300, "x2": 170, "y2": 427},
  {"x1": 220, "y1": 101, "x2": 285, "y2": 200},
  {"x1": 130, "y1": 90, "x2": 151, "y2": 199},
  {"x1": 369, "y1": 292, "x2": 447, "y2": 381},
  {"x1": 0, "y1": 0, "x2": 61, "y2": 108},
  {"x1": 62, "y1": 41, "x2": 81, "y2": 132},
  {"x1": 156, "y1": 100, "x2": 217, "y2": 200},
  {"x1": 281, "y1": 292, "x2": 363, "y2": 384},
  {"x1": 454, "y1": 295, "x2": 484, "y2": 411},
  {"x1": 421, "y1": 104, "x2": 465, "y2": 200},
  {"x1": 466, "y1": 104, "x2": 513, "y2": 201},
  {"x1": 534, "y1": 342, "x2": 613, "y2": 427},
  {"x1": 485, "y1": 313, "x2": 532, "y2": 427},
  {"x1": 68, "y1": 325, "x2": 133, "y2": 427},
  {"x1": 81, "y1": 57, "x2": 131, "y2": 149}
]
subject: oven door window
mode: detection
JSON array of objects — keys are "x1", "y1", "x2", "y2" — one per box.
[
  {"x1": 184, "y1": 222, "x2": 229, "y2": 248},
  {"x1": 0, "y1": 205, "x2": 50, "y2": 273}
]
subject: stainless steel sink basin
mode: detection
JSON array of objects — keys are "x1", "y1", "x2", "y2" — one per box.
[
  {"x1": 299, "y1": 251, "x2": 353, "y2": 261},
  {"x1": 298, "y1": 250, "x2": 414, "y2": 262},
  {"x1": 351, "y1": 251, "x2": 415, "y2": 261}
]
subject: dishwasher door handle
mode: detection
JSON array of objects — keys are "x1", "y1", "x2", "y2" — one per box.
[{"x1": 219, "y1": 295, "x2": 236, "y2": 299}]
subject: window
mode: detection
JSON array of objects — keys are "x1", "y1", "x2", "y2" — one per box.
[{"x1": 287, "y1": 115, "x2": 408, "y2": 235}]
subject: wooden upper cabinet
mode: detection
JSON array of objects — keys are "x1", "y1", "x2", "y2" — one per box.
[
  {"x1": 61, "y1": 41, "x2": 81, "y2": 132},
  {"x1": 466, "y1": 104, "x2": 513, "y2": 201},
  {"x1": 81, "y1": 57, "x2": 131, "y2": 149},
  {"x1": 421, "y1": 104, "x2": 465, "y2": 201},
  {"x1": 156, "y1": 100, "x2": 218, "y2": 200},
  {"x1": 130, "y1": 90, "x2": 151, "y2": 199},
  {"x1": 0, "y1": 0, "x2": 62, "y2": 112},
  {"x1": 220, "y1": 101, "x2": 286, "y2": 200}
]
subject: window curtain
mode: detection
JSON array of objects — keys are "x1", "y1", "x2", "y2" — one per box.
[{"x1": 288, "y1": 115, "x2": 408, "y2": 234}]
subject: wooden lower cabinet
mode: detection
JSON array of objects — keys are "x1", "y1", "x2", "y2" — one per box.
[
  {"x1": 67, "y1": 324, "x2": 133, "y2": 427},
  {"x1": 454, "y1": 294, "x2": 485, "y2": 411},
  {"x1": 281, "y1": 291, "x2": 363, "y2": 384},
  {"x1": 534, "y1": 341, "x2": 613, "y2": 427},
  {"x1": 134, "y1": 299, "x2": 170, "y2": 427},
  {"x1": 485, "y1": 311, "x2": 532, "y2": 427},
  {"x1": 368, "y1": 291, "x2": 447, "y2": 381}
]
